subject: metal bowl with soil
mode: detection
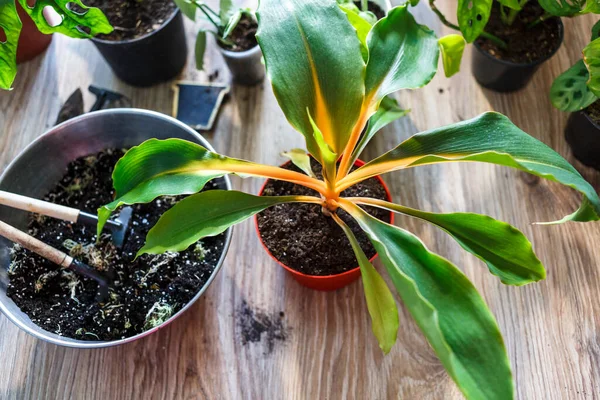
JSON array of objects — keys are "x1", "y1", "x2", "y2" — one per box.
[
  {"x1": 85, "y1": 0, "x2": 188, "y2": 86},
  {"x1": 472, "y1": 2, "x2": 564, "y2": 92},
  {"x1": 0, "y1": 109, "x2": 232, "y2": 348},
  {"x1": 255, "y1": 159, "x2": 393, "y2": 291}
]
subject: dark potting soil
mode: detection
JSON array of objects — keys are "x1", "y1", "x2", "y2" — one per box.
[
  {"x1": 257, "y1": 159, "x2": 391, "y2": 276},
  {"x1": 85, "y1": 0, "x2": 177, "y2": 41},
  {"x1": 353, "y1": 1, "x2": 385, "y2": 20},
  {"x1": 584, "y1": 100, "x2": 600, "y2": 125},
  {"x1": 7, "y1": 149, "x2": 226, "y2": 341},
  {"x1": 237, "y1": 300, "x2": 289, "y2": 354},
  {"x1": 475, "y1": 2, "x2": 562, "y2": 64},
  {"x1": 218, "y1": 14, "x2": 258, "y2": 52}
]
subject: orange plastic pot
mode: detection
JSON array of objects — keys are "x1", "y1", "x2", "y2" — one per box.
[
  {"x1": 16, "y1": 2, "x2": 52, "y2": 64},
  {"x1": 255, "y1": 159, "x2": 394, "y2": 291}
]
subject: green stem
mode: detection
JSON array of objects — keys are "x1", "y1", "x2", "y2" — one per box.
[
  {"x1": 429, "y1": 0, "x2": 508, "y2": 49},
  {"x1": 195, "y1": 3, "x2": 223, "y2": 35},
  {"x1": 528, "y1": 12, "x2": 552, "y2": 28},
  {"x1": 361, "y1": 0, "x2": 368, "y2": 12}
]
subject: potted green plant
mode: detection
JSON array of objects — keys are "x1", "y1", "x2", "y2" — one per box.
[
  {"x1": 99, "y1": 0, "x2": 600, "y2": 398},
  {"x1": 428, "y1": 0, "x2": 598, "y2": 92},
  {"x1": 337, "y1": 0, "x2": 392, "y2": 22},
  {"x1": 551, "y1": 21, "x2": 600, "y2": 170},
  {"x1": 174, "y1": 0, "x2": 264, "y2": 85},
  {"x1": 85, "y1": 0, "x2": 188, "y2": 87},
  {"x1": 0, "y1": 0, "x2": 112, "y2": 90}
]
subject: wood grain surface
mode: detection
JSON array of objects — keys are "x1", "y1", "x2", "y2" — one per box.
[{"x1": 1, "y1": 1, "x2": 599, "y2": 399}]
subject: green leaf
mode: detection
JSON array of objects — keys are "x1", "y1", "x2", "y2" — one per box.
[
  {"x1": 497, "y1": 0, "x2": 526, "y2": 10},
  {"x1": 538, "y1": 0, "x2": 583, "y2": 16},
  {"x1": 581, "y1": 0, "x2": 600, "y2": 14},
  {"x1": 17, "y1": 0, "x2": 113, "y2": 38},
  {"x1": 97, "y1": 138, "x2": 314, "y2": 236},
  {"x1": 342, "y1": 112, "x2": 600, "y2": 223},
  {"x1": 339, "y1": 3, "x2": 373, "y2": 61},
  {"x1": 352, "y1": 95, "x2": 408, "y2": 161},
  {"x1": 342, "y1": 202, "x2": 513, "y2": 400},
  {"x1": 0, "y1": 0, "x2": 22, "y2": 90},
  {"x1": 281, "y1": 149, "x2": 316, "y2": 178},
  {"x1": 457, "y1": 0, "x2": 492, "y2": 42},
  {"x1": 222, "y1": 9, "x2": 242, "y2": 39},
  {"x1": 333, "y1": 214, "x2": 399, "y2": 354},
  {"x1": 365, "y1": 5, "x2": 439, "y2": 103},
  {"x1": 550, "y1": 60, "x2": 597, "y2": 112},
  {"x1": 219, "y1": 0, "x2": 235, "y2": 25},
  {"x1": 256, "y1": 0, "x2": 365, "y2": 155},
  {"x1": 308, "y1": 110, "x2": 337, "y2": 181},
  {"x1": 173, "y1": 0, "x2": 197, "y2": 20},
  {"x1": 352, "y1": 199, "x2": 545, "y2": 286},
  {"x1": 195, "y1": 29, "x2": 208, "y2": 70},
  {"x1": 583, "y1": 37, "x2": 600, "y2": 97},
  {"x1": 591, "y1": 20, "x2": 600, "y2": 40},
  {"x1": 138, "y1": 191, "x2": 306, "y2": 256},
  {"x1": 438, "y1": 34, "x2": 466, "y2": 78}
]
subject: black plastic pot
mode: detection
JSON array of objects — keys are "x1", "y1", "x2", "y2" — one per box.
[
  {"x1": 565, "y1": 111, "x2": 600, "y2": 171},
  {"x1": 92, "y1": 10, "x2": 187, "y2": 87},
  {"x1": 471, "y1": 19, "x2": 564, "y2": 93}
]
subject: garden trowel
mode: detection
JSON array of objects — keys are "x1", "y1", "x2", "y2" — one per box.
[{"x1": 0, "y1": 190, "x2": 133, "y2": 248}]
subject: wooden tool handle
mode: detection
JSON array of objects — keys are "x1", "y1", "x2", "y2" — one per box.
[
  {"x1": 0, "y1": 190, "x2": 79, "y2": 222},
  {"x1": 0, "y1": 220, "x2": 73, "y2": 268}
]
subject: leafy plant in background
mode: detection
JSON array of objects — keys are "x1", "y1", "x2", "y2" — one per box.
[
  {"x1": 98, "y1": 0, "x2": 600, "y2": 398},
  {"x1": 336, "y1": 0, "x2": 379, "y2": 24},
  {"x1": 551, "y1": 21, "x2": 600, "y2": 112},
  {"x1": 427, "y1": 0, "x2": 600, "y2": 77},
  {"x1": 0, "y1": 0, "x2": 112, "y2": 90},
  {"x1": 173, "y1": 0, "x2": 254, "y2": 70}
]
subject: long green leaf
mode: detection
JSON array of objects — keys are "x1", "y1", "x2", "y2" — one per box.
[
  {"x1": 342, "y1": 112, "x2": 600, "y2": 223},
  {"x1": 342, "y1": 202, "x2": 513, "y2": 400},
  {"x1": 17, "y1": 0, "x2": 112, "y2": 38},
  {"x1": 256, "y1": 0, "x2": 365, "y2": 154},
  {"x1": 351, "y1": 95, "x2": 408, "y2": 162},
  {"x1": 173, "y1": 0, "x2": 197, "y2": 20},
  {"x1": 195, "y1": 29, "x2": 208, "y2": 70},
  {"x1": 438, "y1": 34, "x2": 466, "y2": 78},
  {"x1": 339, "y1": 2, "x2": 373, "y2": 61},
  {"x1": 97, "y1": 138, "x2": 320, "y2": 236},
  {"x1": 0, "y1": 0, "x2": 22, "y2": 90},
  {"x1": 583, "y1": 37, "x2": 600, "y2": 97},
  {"x1": 364, "y1": 5, "x2": 439, "y2": 103},
  {"x1": 333, "y1": 214, "x2": 399, "y2": 354},
  {"x1": 281, "y1": 149, "x2": 316, "y2": 178},
  {"x1": 351, "y1": 199, "x2": 545, "y2": 286},
  {"x1": 219, "y1": 0, "x2": 235, "y2": 24},
  {"x1": 138, "y1": 191, "x2": 314, "y2": 256},
  {"x1": 457, "y1": 0, "x2": 492, "y2": 43},
  {"x1": 550, "y1": 60, "x2": 598, "y2": 112}
]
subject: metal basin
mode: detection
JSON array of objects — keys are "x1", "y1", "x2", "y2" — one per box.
[{"x1": 0, "y1": 108, "x2": 232, "y2": 348}]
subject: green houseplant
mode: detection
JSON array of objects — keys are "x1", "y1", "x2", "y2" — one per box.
[
  {"x1": 0, "y1": 0, "x2": 112, "y2": 90},
  {"x1": 552, "y1": 20, "x2": 600, "y2": 170},
  {"x1": 429, "y1": 0, "x2": 598, "y2": 91},
  {"x1": 99, "y1": 0, "x2": 600, "y2": 398},
  {"x1": 174, "y1": 0, "x2": 264, "y2": 84}
]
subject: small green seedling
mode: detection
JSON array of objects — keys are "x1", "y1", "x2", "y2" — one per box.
[
  {"x1": 99, "y1": 1, "x2": 599, "y2": 398},
  {"x1": 427, "y1": 0, "x2": 600, "y2": 77},
  {"x1": 0, "y1": 0, "x2": 112, "y2": 89},
  {"x1": 173, "y1": 0, "x2": 254, "y2": 70}
]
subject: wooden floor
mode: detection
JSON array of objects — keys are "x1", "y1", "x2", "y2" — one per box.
[{"x1": 1, "y1": 1, "x2": 599, "y2": 399}]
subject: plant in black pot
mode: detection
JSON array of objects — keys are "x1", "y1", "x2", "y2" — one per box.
[
  {"x1": 175, "y1": 0, "x2": 264, "y2": 85},
  {"x1": 98, "y1": 1, "x2": 600, "y2": 398},
  {"x1": 0, "y1": 0, "x2": 112, "y2": 90},
  {"x1": 428, "y1": 0, "x2": 599, "y2": 92},
  {"x1": 551, "y1": 20, "x2": 600, "y2": 170},
  {"x1": 85, "y1": 0, "x2": 188, "y2": 87}
]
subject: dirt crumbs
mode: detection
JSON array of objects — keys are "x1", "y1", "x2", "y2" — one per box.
[
  {"x1": 7, "y1": 149, "x2": 226, "y2": 341},
  {"x1": 257, "y1": 159, "x2": 391, "y2": 276},
  {"x1": 218, "y1": 14, "x2": 258, "y2": 52},
  {"x1": 85, "y1": 0, "x2": 177, "y2": 41},
  {"x1": 475, "y1": 2, "x2": 562, "y2": 64},
  {"x1": 237, "y1": 300, "x2": 289, "y2": 354}
]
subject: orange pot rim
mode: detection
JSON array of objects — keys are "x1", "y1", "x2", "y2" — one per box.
[{"x1": 254, "y1": 158, "x2": 395, "y2": 281}]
